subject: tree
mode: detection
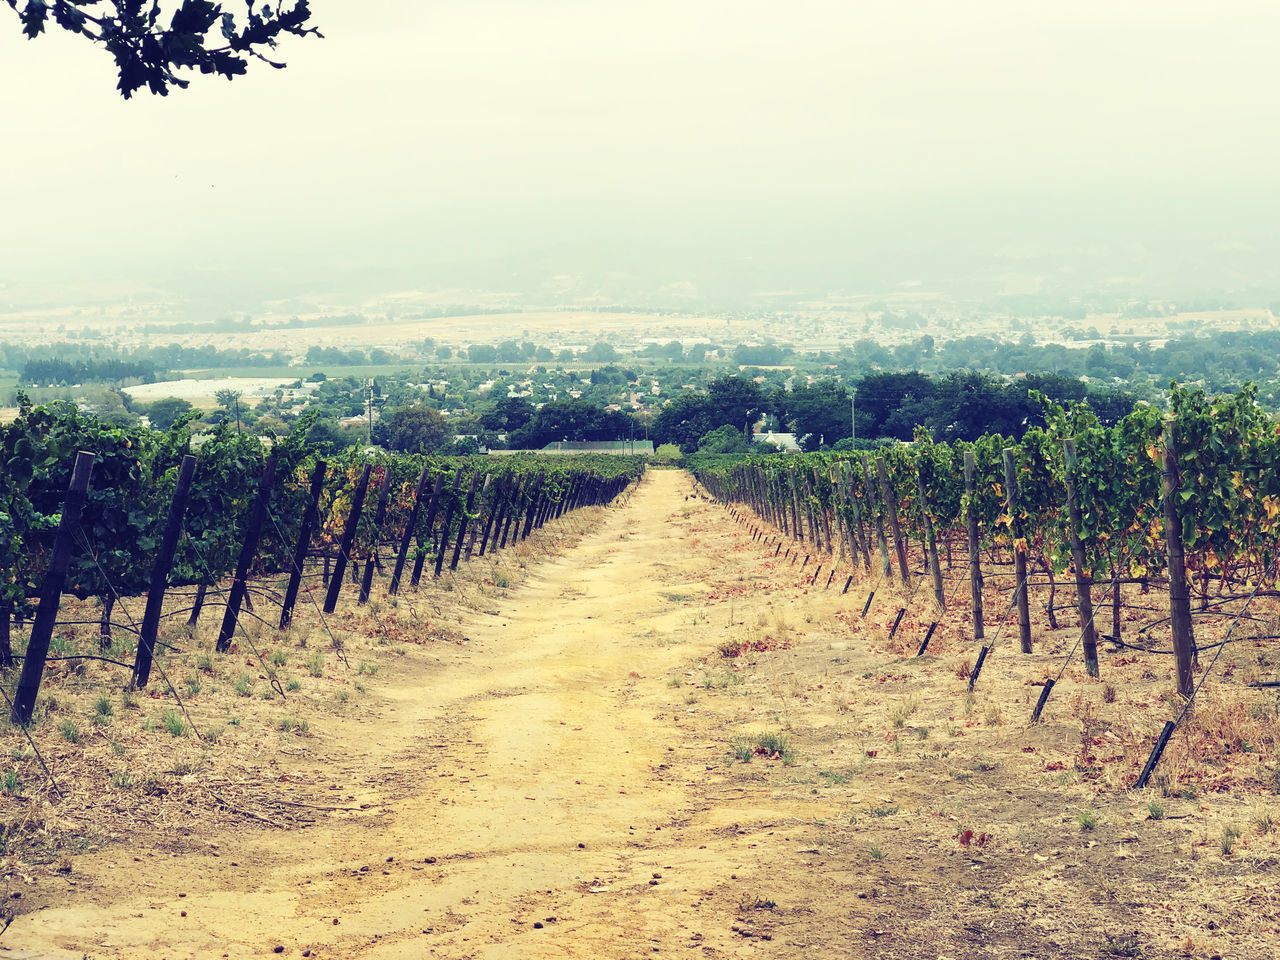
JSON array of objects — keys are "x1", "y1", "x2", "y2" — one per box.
[
  {"x1": 581, "y1": 341, "x2": 618, "y2": 362},
  {"x1": 7, "y1": 0, "x2": 322, "y2": 99},
  {"x1": 854, "y1": 371, "x2": 933, "y2": 439},
  {"x1": 144, "y1": 396, "x2": 197, "y2": 431},
  {"x1": 506, "y1": 398, "x2": 634, "y2": 449},
  {"x1": 213, "y1": 388, "x2": 243, "y2": 433},
  {"x1": 375, "y1": 404, "x2": 452, "y2": 454},
  {"x1": 479, "y1": 396, "x2": 535, "y2": 435},
  {"x1": 776, "y1": 380, "x2": 849, "y2": 451},
  {"x1": 706, "y1": 375, "x2": 768, "y2": 436},
  {"x1": 495, "y1": 340, "x2": 524, "y2": 363},
  {"x1": 732, "y1": 343, "x2": 786, "y2": 366},
  {"x1": 695, "y1": 424, "x2": 751, "y2": 455},
  {"x1": 650, "y1": 393, "x2": 716, "y2": 453}
]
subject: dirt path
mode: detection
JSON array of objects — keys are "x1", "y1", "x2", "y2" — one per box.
[
  {"x1": 7, "y1": 469, "x2": 1280, "y2": 959},
  {"x1": 6, "y1": 470, "x2": 773, "y2": 958}
]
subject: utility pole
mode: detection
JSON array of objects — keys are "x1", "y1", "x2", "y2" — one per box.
[{"x1": 850, "y1": 387, "x2": 856, "y2": 446}]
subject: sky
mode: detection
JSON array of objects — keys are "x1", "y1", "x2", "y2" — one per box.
[{"x1": 2, "y1": 1, "x2": 1279, "y2": 309}]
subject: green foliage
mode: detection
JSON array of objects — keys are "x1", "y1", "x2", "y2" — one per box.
[
  {"x1": 142, "y1": 397, "x2": 199, "y2": 431},
  {"x1": 375, "y1": 404, "x2": 452, "y2": 454},
  {"x1": 696, "y1": 425, "x2": 752, "y2": 456},
  {"x1": 505, "y1": 398, "x2": 637, "y2": 450},
  {"x1": 160, "y1": 709, "x2": 188, "y2": 737},
  {"x1": 694, "y1": 383, "x2": 1280, "y2": 594},
  {"x1": 1, "y1": 395, "x2": 643, "y2": 659}
]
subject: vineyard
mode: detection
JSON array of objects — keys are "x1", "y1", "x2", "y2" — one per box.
[
  {"x1": 4, "y1": 389, "x2": 1280, "y2": 958},
  {"x1": 1, "y1": 396, "x2": 643, "y2": 729},
  {"x1": 694, "y1": 384, "x2": 1280, "y2": 791}
]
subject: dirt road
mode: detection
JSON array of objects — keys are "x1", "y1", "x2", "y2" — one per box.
[{"x1": 6, "y1": 469, "x2": 1279, "y2": 959}]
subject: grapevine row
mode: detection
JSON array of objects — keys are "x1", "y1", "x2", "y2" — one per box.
[
  {"x1": 694, "y1": 384, "x2": 1280, "y2": 693},
  {"x1": 0, "y1": 398, "x2": 645, "y2": 722}
]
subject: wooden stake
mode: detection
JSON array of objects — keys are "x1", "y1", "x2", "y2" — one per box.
[
  {"x1": 1003, "y1": 448, "x2": 1032, "y2": 654},
  {"x1": 324, "y1": 463, "x2": 371, "y2": 614},
  {"x1": 358, "y1": 469, "x2": 394, "y2": 604},
  {"x1": 875, "y1": 457, "x2": 909, "y2": 586},
  {"x1": 132, "y1": 454, "x2": 197, "y2": 689},
  {"x1": 217, "y1": 455, "x2": 277, "y2": 653},
  {"x1": 450, "y1": 471, "x2": 481, "y2": 571},
  {"x1": 862, "y1": 454, "x2": 891, "y2": 577},
  {"x1": 1061, "y1": 439, "x2": 1099, "y2": 676},
  {"x1": 388, "y1": 465, "x2": 432, "y2": 595},
  {"x1": 916, "y1": 466, "x2": 945, "y2": 609},
  {"x1": 1161, "y1": 419, "x2": 1196, "y2": 698},
  {"x1": 964, "y1": 451, "x2": 985, "y2": 641},
  {"x1": 11, "y1": 451, "x2": 95, "y2": 725},
  {"x1": 280, "y1": 460, "x2": 327, "y2": 627}
]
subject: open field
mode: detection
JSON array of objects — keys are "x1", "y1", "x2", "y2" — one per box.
[
  {"x1": 122, "y1": 377, "x2": 309, "y2": 408},
  {"x1": 3, "y1": 471, "x2": 1280, "y2": 958},
  {"x1": 0, "y1": 311, "x2": 754, "y2": 355},
  {"x1": 4, "y1": 303, "x2": 1274, "y2": 361}
]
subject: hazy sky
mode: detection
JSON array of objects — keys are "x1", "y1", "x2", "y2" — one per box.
[{"x1": 3, "y1": 1, "x2": 1279, "y2": 304}]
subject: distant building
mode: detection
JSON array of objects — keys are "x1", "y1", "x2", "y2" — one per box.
[{"x1": 752, "y1": 431, "x2": 802, "y2": 452}]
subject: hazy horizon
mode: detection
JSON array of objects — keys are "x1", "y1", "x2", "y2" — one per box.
[{"x1": 4, "y1": 2, "x2": 1279, "y2": 313}]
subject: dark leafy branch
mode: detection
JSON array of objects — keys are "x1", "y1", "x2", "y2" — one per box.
[{"x1": 7, "y1": 0, "x2": 321, "y2": 98}]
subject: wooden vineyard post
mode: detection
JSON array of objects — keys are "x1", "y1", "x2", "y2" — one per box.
[
  {"x1": 772, "y1": 471, "x2": 789, "y2": 537},
  {"x1": 803, "y1": 470, "x2": 823, "y2": 554},
  {"x1": 964, "y1": 452, "x2": 985, "y2": 641},
  {"x1": 841, "y1": 461, "x2": 873, "y2": 571},
  {"x1": 535, "y1": 480, "x2": 554, "y2": 530},
  {"x1": 188, "y1": 583, "x2": 208, "y2": 626},
  {"x1": 449, "y1": 471, "x2": 481, "y2": 571},
  {"x1": 1161, "y1": 419, "x2": 1196, "y2": 697},
  {"x1": 411, "y1": 470, "x2": 452, "y2": 587},
  {"x1": 358, "y1": 469, "x2": 394, "y2": 605},
  {"x1": 280, "y1": 460, "x2": 327, "y2": 627},
  {"x1": 217, "y1": 455, "x2": 278, "y2": 653},
  {"x1": 1003, "y1": 448, "x2": 1032, "y2": 654},
  {"x1": 497, "y1": 476, "x2": 523, "y2": 550},
  {"x1": 916, "y1": 467, "x2": 945, "y2": 609},
  {"x1": 387, "y1": 465, "x2": 432, "y2": 597},
  {"x1": 465, "y1": 475, "x2": 493, "y2": 561},
  {"x1": 788, "y1": 467, "x2": 804, "y2": 543},
  {"x1": 861, "y1": 454, "x2": 891, "y2": 576},
  {"x1": 520, "y1": 474, "x2": 544, "y2": 542},
  {"x1": 11, "y1": 451, "x2": 95, "y2": 724},
  {"x1": 324, "y1": 463, "x2": 372, "y2": 614},
  {"x1": 477, "y1": 472, "x2": 507, "y2": 557},
  {"x1": 1061, "y1": 439, "x2": 1099, "y2": 676},
  {"x1": 434, "y1": 470, "x2": 465, "y2": 578},
  {"x1": 0, "y1": 604, "x2": 10, "y2": 670},
  {"x1": 816, "y1": 469, "x2": 834, "y2": 556},
  {"x1": 828, "y1": 471, "x2": 847, "y2": 566},
  {"x1": 875, "y1": 457, "x2": 910, "y2": 586},
  {"x1": 497, "y1": 476, "x2": 524, "y2": 550},
  {"x1": 506, "y1": 477, "x2": 530, "y2": 547},
  {"x1": 132, "y1": 454, "x2": 197, "y2": 689}
]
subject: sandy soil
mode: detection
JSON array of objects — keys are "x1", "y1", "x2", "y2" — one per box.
[{"x1": 4, "y1": 470, "x2": 1280, "y2": 959}]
